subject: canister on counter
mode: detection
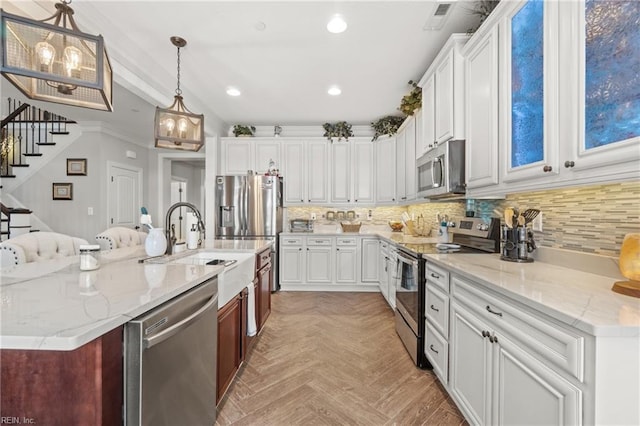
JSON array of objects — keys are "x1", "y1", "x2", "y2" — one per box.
[{"x1": 79, "y1": 244, "x2": 101, "y2": 271}]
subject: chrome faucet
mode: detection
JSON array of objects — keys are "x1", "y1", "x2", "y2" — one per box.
[{"x1": 164, "y1": 202, "x2": 205, "y2": 255}]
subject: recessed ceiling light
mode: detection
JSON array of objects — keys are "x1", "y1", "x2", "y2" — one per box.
[
  {"x1": 328, "y1": 86, "x2": 342, "y2": 96},
  {"x1": 226, "y1": 87, "x2": 241, "y2": 97},
  {"x1": 327, "y1": 14, "x2": 347, "y2": 34},
  {"x1": 254, "y1": 21, "x2": 266, "y2": 31}
]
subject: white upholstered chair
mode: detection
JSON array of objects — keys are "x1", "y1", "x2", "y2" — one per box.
[
  {"x1": 95, "y1": 227, "x2": 147, "y2": 251},
  {"x1": 0, "y1": 232, "x2": 89, "y2": 268}
]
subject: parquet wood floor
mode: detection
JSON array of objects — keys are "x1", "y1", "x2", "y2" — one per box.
[{"x1": 216, "y1": 292, "x2": 467, "y2": 426}]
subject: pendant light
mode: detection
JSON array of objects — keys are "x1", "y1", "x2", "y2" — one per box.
[
  {"x1": 154, "y1": 36, "x2": 204, "y2": 152},
  {"x1": 1, "y1": 0, "x2": 113, "y2": 111}
]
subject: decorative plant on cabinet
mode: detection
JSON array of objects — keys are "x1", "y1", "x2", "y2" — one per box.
[
  {"x1": 371, "y1": 115, "x2": 406, "y2": 141},
  {"x1": 233, "y1": 125, "x2": 256, "y2": 137},
  {"x1": 399, "y1": 80, "x2": 422, "y2": 116},
  {"x1": 323, "y1": 121, "x2": 353, "y2": 142}
]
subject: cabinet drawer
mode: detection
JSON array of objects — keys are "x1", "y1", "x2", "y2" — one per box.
[
  {"x1": 452, "y1": 275, "x2": 585, "y2": 382},
  {"x1": 426, "y1": 283, "x2": 449, "y2": 338},
  {"x1": 425, "y1": 321, "x2": 449, "y2": 384},
  {"x1": 306, "y1": 237, "x2": 332, "y2": 246},
  {"x1": 426, "y1": 262, "x2": 449, "y2": 292},
  {"x1": 256, "y1": 248, "x2": 271, "y2": 270},
  {"x1": 281, "y1": 236, "x2": 303, "y2": 246},
  {"x1": 336, "y1": 237, "x2": 357, "y2": 246}
]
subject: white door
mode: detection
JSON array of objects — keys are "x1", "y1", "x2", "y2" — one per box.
[{"x1": 108, "y1": 163, "x2": 142, "y2": 229}]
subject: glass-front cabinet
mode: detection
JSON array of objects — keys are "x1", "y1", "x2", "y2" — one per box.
[
  {"x1": 500, "y1": 0, "x2": 559, "y2": 183},
  {"x1": 569, "y1": 0, "x2": 640, "y2": 172},
  {"x1": 496, "y1": 0, "x2": 639, "y2": 189}
]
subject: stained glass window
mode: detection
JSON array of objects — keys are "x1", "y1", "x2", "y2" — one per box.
[
  {"x1": 511, "y1": 0, "x2": 544, "y2": 168},
  {"x1": 585, "y1": 0, "x2": 640, "y2": 148}
]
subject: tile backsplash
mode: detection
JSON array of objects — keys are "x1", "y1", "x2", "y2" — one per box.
[
  {"x1": 285, "y1": 182, "x2": 639, "y2": 257},
  {"x1": 484, "y1": 182, "x2": 640, "y2": 257}
]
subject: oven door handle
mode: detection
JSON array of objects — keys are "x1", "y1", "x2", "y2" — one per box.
[{"x1": 143, "y1": 294, "x2": 218, "y2": 349}]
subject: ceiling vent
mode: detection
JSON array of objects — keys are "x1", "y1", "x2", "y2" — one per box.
[{"x1": 423, "y1": 2, "x2": 455, "y2": 31}]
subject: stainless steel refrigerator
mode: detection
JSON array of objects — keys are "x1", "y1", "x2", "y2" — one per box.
[{"x1": 215, "y1": 175, "x2": 283, "y2": 291}]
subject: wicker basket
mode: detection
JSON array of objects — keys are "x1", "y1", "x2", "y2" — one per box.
[{"x1": 340, "y1": 222, "x2": 362, "y2": 233}]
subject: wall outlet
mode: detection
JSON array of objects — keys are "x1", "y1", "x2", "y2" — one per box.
[
  {"x1": 367, "y1": 210, "x2": 373, "y2": 221},
  {"x1": 311, "y1": 212, "x2": 317, "y2": 220},
  {"x1": 532, "y1": 212, "x2": 543, "y2": 232}
]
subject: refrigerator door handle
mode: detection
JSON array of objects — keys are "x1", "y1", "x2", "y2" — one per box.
[{"x1": 240, "y1": 178, "x2": 246, "y2": 235}]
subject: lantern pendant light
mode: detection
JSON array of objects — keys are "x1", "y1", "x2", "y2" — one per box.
[
  {"x1": 154, "y1": 36, "x2": 204, "y2": 152},
  {"x1": 1, "y1": 0, "x2": 113, "y2": 111}
]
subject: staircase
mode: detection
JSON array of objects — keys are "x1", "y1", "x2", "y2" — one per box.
[{"x1": 1, "y1": 97, "x2": 80, "y2": 240}]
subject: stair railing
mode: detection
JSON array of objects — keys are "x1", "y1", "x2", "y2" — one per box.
[{"x1": 1, "y1": 98, "x2": 76, "y2": 177}]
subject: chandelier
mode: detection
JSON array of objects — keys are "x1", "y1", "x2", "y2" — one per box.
[
  {"x1": 1, "y1": 0, "x2": 113, "y2": 111},
  {"x1": 154, "y1": 36, "x2": 204, "y2": 152}
]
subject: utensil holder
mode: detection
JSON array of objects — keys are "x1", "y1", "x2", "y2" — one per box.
[{"x1": 500, "y1": 225, "x2": 533, "y2": 263}]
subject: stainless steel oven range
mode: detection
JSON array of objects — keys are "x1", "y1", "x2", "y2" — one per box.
[{"x1": 394, "y1": 217, "x2": 500, "y2": 368}]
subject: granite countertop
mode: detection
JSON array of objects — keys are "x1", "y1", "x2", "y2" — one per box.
[
  {"x1": 424, "y1": 252, "x2": 640, "y2": 338},
  {"x1": 0, "y1": 240, "x2": 274, "y2": 351}
]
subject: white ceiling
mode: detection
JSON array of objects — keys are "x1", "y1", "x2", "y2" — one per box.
[{"x1": 3, "y1": 0, "x2": 482, "y2": 145}]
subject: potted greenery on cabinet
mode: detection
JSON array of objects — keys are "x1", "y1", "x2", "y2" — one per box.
[
  {"x1": 371, "y1": 115, "x2": 406, "y2": 141},
  {"x1": 323, "y1": 121, "x2": 353, "y2": 142},
  {"x1": 233, "y1": 125, "x2": 256, "y2": 137}
]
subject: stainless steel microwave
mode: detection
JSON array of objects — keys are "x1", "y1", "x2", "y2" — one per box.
[{"x1": 416, "y1": 139, "x2": 466, "y2": 199}]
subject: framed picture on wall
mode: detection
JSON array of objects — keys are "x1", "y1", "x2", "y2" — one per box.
[
  {"x1": 52, "y1": 183, "x2": 73, "y2": 200},
  {"x1": 66, "y1": 158, "x2": 87, "y2": 176}
]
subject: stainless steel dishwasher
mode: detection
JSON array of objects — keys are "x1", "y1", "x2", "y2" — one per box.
[{"x1": 125, "y1": 278, "x2": 218, "y2": 426}]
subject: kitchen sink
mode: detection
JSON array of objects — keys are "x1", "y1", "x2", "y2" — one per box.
[{"x1": 169, "y1": 251, "x2": 255, "y2": 308}]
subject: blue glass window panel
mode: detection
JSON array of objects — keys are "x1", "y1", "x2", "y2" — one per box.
[
  {"x1": 585, "y1": 0, "x2": 640, "y2": 149},
  {"x1": 511, "y1": 0, "x2": 544, "y2": 168}
]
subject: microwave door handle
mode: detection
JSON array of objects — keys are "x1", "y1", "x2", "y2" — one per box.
[{"x1": 432, "y1": 157, "x2": 442, "y2": 188}]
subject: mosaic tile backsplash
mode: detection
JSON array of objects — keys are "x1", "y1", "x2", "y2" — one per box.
[{"x1": 287, "y1": 182, "x2": 640, "y2": 257}]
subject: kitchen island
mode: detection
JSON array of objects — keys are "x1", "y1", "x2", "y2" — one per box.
[{"x1": 0, "y1": 239, "x2": 273, "y2": 425}]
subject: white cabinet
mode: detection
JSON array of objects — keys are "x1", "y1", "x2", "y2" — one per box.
[
  {"x1": 306, "y1": 237, "x2": 333, "y2": 283},
  {"x1": 378, "y1": 241, "x2": 390, "y2": 303},
  {"x1": 220, "y1": 139, "x2": 251, "y2": 175},
  {"x1": 282, "y1": 140, "x2": 329, "y2": 205},
  {"x1": 396, "y1": 115, "x2": 417, "y2": 203},
  {"x1": 361, "y1": 238, "x2": 379, "y2": 283},
  {"x1": 254, "y1": 140, "x2": 280, "y2": 174},
  {"x1": 419, "y1": 74, "x2": 436, "y2": 156},
  {"x1": 279, "y1": 236, "x2": 304, "y2": 285},
  {"x1": 220, "y1": 138, "x2": 281, "y2": 175},
  {"x1": 330, "y1": 142, "x2": 351, "y2": 204},
  {"x1": 335, "y1": 237, "x2": 357, "y2": 284},
  {"x1": 419, "y1": 34, "x2": 469, "y2": 153},
  {"x1": 395, "y1": 129, "x2": 406, "y2": 202},
  {"x1": 449, "y1": 274, "x2": 582, "y2": 426},
  {"x1": 463, "y1": 0, "x2": 640, "y2": 197},
  {"x1": 330, "y1": 138, "x2": 375, "y2": 205},
  {"x1": 424, "y1": 263, "x2": 451, "y2": 385},
  {"x1": 352, "y1": 140, "x2": 375, "y2": 204},
  {"x1": 464, "y1": 25, "x2": 500, "y2": 191},
  {"x1": 375, "y1": 136, "x2": 396, "y2": 204}
]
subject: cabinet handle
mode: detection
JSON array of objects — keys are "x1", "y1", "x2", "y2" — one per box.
[
  {"x1": 493, "y1": 335, "x2": 499, "y2": 343},
  {"x1": 430, "y1": 273, "x2": 440, "y2": 279},
  {"x1": 308, "y1": 199, "x2": 311, "y2": 203},
  {"x1": 489, "y1": 335, "x2": 495, "y2": 343},
  {"x1": 543, "y1": 165, "x2": 553, "y2": 173},
  {"x1": 306, "y1": 248, "x2": 309, "y2": 251},
  {"x1": 348, "y1": 199, "x2": 351, "y2": 202},
  {"x1": 401, "y1": 197, "x2": 407, "y2": 200},
  {"x1": 301, "y1": 199, "x2": 304, "y2": 202},
  {"x1": 430, "y1": 304, "x2": 439, "y2": 312},
  {"x1": 336, "y1": 248, "x2": 340, "y2": 251},
  {"x1": 486, "y1": 305, "x2": 503, "y2": 317},
  {"x1": 355, "y1": 199, "x2": 357, "y2": 202},
  {"x1": 299, "y1": 248, "x2": 302, "y2": 251},
  {"x1": 429, "y1": 344, "x2": 439, "y2": 354},
  {"x1": 482, "y1": 330, "x2": 489, "y2": 338},
  {"x1": 564, "y1": 160, "x2": 575, "y2": 168},
  {"x1": 392, "y1": 198, "x2": 395, "y2": 201}
]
